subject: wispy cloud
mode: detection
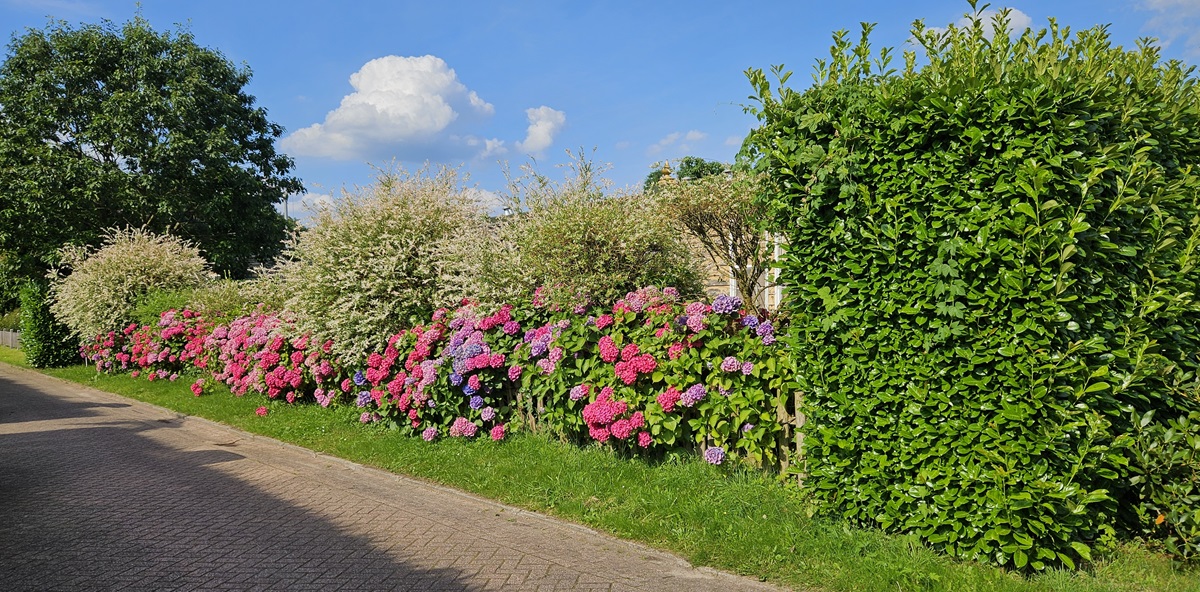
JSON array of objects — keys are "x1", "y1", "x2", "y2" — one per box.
[
  {"x1": 925, "y1": 7, "x2": 1033, "y2": 39},
  {"x1": 647, "y1": 129, "x2": 707, "y2": 155},
  {"x1": 1139, "y1": 0, "x2": 1200, "y2": 55}
]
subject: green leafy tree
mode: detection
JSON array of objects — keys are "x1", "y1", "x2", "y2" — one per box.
[
  {"x1": 643, "y1": 155, "x2": 727, "y2": 191},
  {"x1": 0, "y1": 17, "x2": 303, "y2": 282},
  {"x1": 745, "y1": 4, "x2": 1200, "y2": 570}
]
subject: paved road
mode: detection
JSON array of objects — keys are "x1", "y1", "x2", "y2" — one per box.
[{"x1": 0, "y1": 363, "x2": 786, "y2": 591}]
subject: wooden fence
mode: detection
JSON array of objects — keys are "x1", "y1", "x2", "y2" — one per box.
[{"x1": 0, "y1": 330, "x2": 20, "y2": 349}]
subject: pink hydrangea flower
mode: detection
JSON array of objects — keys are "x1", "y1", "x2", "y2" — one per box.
[
  {"x1": 490, "y1": 424, "x2": 506, "y2": 441},
  {"x1": 449, "y1": 417, "x2": 478, "y2": 438},
  {"x1": 255, "y1": 406, "x2": 269, "y2": 417},
  {"x1": 657, "y1": 387, "x2": 681, "y2": 412},
  {"x1": 598, "y1": 335, "x2": 619, "y2": 363}
]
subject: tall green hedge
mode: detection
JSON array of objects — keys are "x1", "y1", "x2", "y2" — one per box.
[
  {"x1": 19, "y1": 281, "x2": 78, "y2": 368},
  {"x1": 744, "y1": 10, "x2": 1200, "y2": 570}
]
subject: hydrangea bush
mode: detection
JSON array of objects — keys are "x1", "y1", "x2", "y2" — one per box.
[{"x1": 82, "y1": 286, "x2": 793, "y2": 469}]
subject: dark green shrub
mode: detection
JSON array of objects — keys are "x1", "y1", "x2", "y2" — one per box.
[
  {"x1": 19, "y1": 281, "x2": 78, "y2": 367},
  {"x1": 1131, "y1": 411, "x2": 1200, "y2": 561},
  {"x1": 744, "y1": 8, "x2": 1200, "y2": 569}
]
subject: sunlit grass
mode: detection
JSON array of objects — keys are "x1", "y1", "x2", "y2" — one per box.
[{"x1": 2, "y1": 346, "x2": 1194, "y2": 592}]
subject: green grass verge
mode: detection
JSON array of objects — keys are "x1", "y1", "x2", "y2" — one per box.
[{"x1": 2, "y1": 346, "x2": 1194, "y2": 592}]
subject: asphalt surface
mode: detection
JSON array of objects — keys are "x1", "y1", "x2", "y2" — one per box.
[{"x1": 0, "y1": 362, "x2": 786, "y2": 591}]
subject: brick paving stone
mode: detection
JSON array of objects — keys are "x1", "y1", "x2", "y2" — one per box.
[{"x1": 0, "y1": 363, "x2": 789, "y2": 591}]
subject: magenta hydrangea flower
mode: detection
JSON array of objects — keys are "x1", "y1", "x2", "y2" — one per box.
[
  {"x1": 507, "y1": 365, "x2": 523, "y2": 381},
  {"x1": 490, "y1": 424, "x2": 506, "y2": 441},
  {"x1": 703, "y1": 446, "x2": 726, "y2": 465}
]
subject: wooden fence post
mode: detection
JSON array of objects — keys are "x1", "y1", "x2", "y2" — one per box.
[{"x1": 794, "y1": 390, "x2": 806, "y2": 487}]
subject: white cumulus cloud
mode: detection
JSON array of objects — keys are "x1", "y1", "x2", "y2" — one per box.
[
  {"x1": 281, "y1": 55, "x2": 495, "y2": 160},
  {"x1": 515, "y1": 106, "x2": 567, "y2": 155},
  {"x1": 1140, "y1": 0, "x2": 1200, "y2": 54}
]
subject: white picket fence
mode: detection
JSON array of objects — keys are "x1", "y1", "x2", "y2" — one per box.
[{"x1": 0, "y1": 330, "x2": 20, "y2": 349}]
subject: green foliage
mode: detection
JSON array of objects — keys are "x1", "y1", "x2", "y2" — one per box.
[
  {"x1": 644, "y1": 156, "x2": 728, "y2": 192},
  {"x1": 0, "y1": 17, "x2": 302, "y2": 281},
  {"x1": 506, "y1": 157, "x2": 703, "y2": 308},
  {"x1": 1130, "y1": 411, "x2": 1200, "y2": 561},
  {"x1": 0, "y1": 308, "x2": 19, "y2": 330},
  {"x1": 18, "y1": 281, "x2": 77, "y2": 367},
  {"x1": 265, "y1": 165, "x2": 483, "y2": 366},
  {"x1": 49, "y1": 228, "x2": 210, "y2": 340},
  {"x1": 130, "y1": 279, "x2": 257, "y2": 327},
  {"x1": 744, "y1": 6, "x2": 1200, "y2": 570}
]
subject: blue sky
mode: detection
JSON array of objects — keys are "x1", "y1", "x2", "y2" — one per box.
[{"x1": 2, "y1": 0, "x2": 1198, "y2": 215}]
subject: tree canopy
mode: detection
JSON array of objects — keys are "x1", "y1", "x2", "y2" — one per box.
[
  {"x1": 643, "y1": 155, "x2": 728, "y2": 192},
  {"x1": 0, "y1": 17, "x2": 302, "y2": 294}
]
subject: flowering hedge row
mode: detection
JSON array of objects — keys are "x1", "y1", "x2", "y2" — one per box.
[{"x1": 82, "y1": 287, "x2": 795, "y2": 467}]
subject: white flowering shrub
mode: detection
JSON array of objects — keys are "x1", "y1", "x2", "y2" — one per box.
[
  {"x1": 49, "y1": 228, "x2": 210, "y2": 340},
  {"x1": 265, "y1": 165, "x2": 484, "y2": 365},
  {"x1": 503, "y1": 157, "x2": 703, "y2": 308}
]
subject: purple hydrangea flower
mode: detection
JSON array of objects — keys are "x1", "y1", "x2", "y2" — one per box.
[
  {"x1": 720, "y1": 356, "x2": 740, "y2": 372},
  {"x1": 353, "y1": 370, "x2": 367, "y2": 386},
  {"x1": 469, "y1": 395, "x2": 484, "y2": 410},
  {"x1": 462, "y1": 383, "x2": 477, "y2": 396},
  {"x1": 741, "y1": 315, "x2": 760, "y2": 329},
  {"x1": 449, "y1": 372, "x2": 463, "y2": 386},
  {"x1": 355, "y1": 391, "x2": 372, "y2": 407},
  {"x1": 711, "y1": 294, "x2": 743, "y2": 315},
  {"x1": 681, "y1": 384, "x2": 707, "y2": 407},
  {"x1": 481, "y1": 406, "x2": 496, "y2": 422},
  {"x1": 762, "y1": 334, "x2": 777, "y2": 345},
  {"x1": 756, "y1": 321, "x2": 774, "y2": 338},
  {"x1": 703, "y1": 446, "x2": 726, "y2": 465},
  {"x1": 741, "y1": 361, "x2": 754, "y2": 375},
  {"x1": 422, "y1": 427, "x2": 438, "y2": 441},
  {"x1": 742, "y1": 423, "x2": 754, "y2": 433}
]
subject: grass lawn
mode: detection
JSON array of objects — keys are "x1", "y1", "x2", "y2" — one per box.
[{"x1": 2, "y1": 346, "x2": 1194, "y2": 592}]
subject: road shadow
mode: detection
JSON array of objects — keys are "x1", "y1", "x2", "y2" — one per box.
[{"x1": 0, "y1": 374, "x2": 481, "y2": 591}]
